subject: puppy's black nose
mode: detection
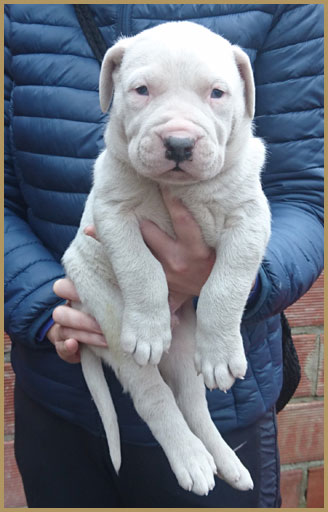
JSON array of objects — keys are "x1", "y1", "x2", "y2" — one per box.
[{"x1": 164, "y1": 136, "x2": 195, "y2": 164}]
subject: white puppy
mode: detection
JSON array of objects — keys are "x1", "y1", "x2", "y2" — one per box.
[{"x1": 63, "y1": 21, "x2": 271, "y2": 496}]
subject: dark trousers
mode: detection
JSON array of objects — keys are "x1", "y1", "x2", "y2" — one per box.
[{"x1": 14, "y1": 381, "x2": 281, "y2": 508}]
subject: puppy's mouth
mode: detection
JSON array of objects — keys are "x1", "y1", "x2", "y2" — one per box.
[
  {"x1": 164, "y1": 165, "x2": 191, "y2": 179},
  {"x1": 158, "y1": 164, "x2": 199, "y2": 183},
  {"x1": 171, "y1": 165, "x2": 185, "y2": 172}
]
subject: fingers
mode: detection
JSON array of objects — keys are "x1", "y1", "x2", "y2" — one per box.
[
  {"x1": 48, "y1": 303, "x2": 108, "y2": 364},
  {"x1": 140, "y1": 189, "x2": 215, "y2": 297},
  {"x1": 168, "y1": 291, "x2": 192, "y2": 314},
  {"x1": 140, "y1": 191, "x2": 206, "y2": 256},
  {"x1": 84, "y1": 225, "x2": 98, "y2": 240},
  {"x1": 54, "y1": 339, "x2": 81, "y2": 364},
  {"x1": 53, "y1": 278, "x2": 80, "y2": 302},
  {"x1": 50, "y1": 322, "x2": 107, "y2": 364},
  {"x1": 47, "y1": 324, "x2": 82, "y2": 364},
  {"x1": 57, "y1": 326, "x2": 107, "y2": 347},
  {"x1": 52, "y1": 305, "x2": 102, "y2": 334},
  {"x1": 52, "y1": 306, "x2": 107, "y2": 347},
  {"x1": 140, "y1": 219, "x2": 175, "y2": 256},
  {"x1": 161, "y1": 186, "x2": 206, "y2": 248}
]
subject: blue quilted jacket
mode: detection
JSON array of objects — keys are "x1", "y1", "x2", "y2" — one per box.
[{"x1": 4, "y1": 4, "x2": 324, "y2": 445}]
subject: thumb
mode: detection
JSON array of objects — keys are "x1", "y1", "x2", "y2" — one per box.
[{"x1": 84, "y1": 225, "x2": 98, "y2": 240}]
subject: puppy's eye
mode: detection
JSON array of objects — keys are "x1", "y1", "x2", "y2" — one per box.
[
  {"x1": 211, "y1": 89, "x2": 224, "y2": 99},
  {"x1": 135, "y1": 86, "x2": 149, "y2": 96}
]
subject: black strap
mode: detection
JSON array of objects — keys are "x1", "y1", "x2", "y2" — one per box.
[
  {"x1": 276, "y1": 311, "x2": 301, "y2": 413},
  {"x1": 74, "y1": 5, "x2": 107, "y2": 63}
]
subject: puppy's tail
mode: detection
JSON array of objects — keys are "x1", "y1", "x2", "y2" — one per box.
[{"x1": 80, "y1": 345, "x2": 121, "y2": 473}]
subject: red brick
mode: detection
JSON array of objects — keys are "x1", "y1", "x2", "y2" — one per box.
[
  {"x1": 4, "y1": 441, "x2": 27, "y2": 508},
  {"x1": 285, "y1": 272, "x2": 324, "y2": 328},
  {"x1": 4, "y1": 362, "x2": 15, "y2": 436},
  {"x1": 4, "y1": 332, "x2": 12, "y2": 352},
  {"x1": 306, "y1": 466, "x2": 324, "y2": 508},
  {"x1": 316, "y1": 335, "x2": 324, "y2": 396},
  {"x1": 280, "y1": 468, "x2": 303, "y2": 508},
  {"x1": 292, "y1": 334, "x2": 318, "y2": 397},
  {"x1": 278, "y1": 402, "x2": 324, "y2": 464}
]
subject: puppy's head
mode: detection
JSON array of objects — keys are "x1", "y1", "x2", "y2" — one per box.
[{"x1": 100, "y1": 21, "x2": 255, "y2": 184}]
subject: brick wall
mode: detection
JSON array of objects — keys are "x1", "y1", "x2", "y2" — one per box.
[
  {"x1": 3, "y1": 273, "x2": 324, "y2": 508},
  {"x1": 279, "y1": 272, "x2": 324, "y2": 508}
]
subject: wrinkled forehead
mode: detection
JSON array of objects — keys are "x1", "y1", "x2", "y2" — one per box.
[{"x1": 119, "y1": 26, "x2": 238, "y2": 90}]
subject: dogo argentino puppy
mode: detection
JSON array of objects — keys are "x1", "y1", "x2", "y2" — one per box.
[{"x1": 62, "y1": 21, "x2": 271, "y2": 495}]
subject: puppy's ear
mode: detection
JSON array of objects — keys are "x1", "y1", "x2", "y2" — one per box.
[
  {"x1": 99, "y1": 37, "x2": 133, "y2": 113},
  {"x1": 232, "y1": 46, "x2": 255, "y2": 119}
]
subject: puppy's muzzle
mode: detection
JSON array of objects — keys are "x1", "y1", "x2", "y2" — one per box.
[{"x1": 164, "y1": 136, "x2": 195, "y2": 168}]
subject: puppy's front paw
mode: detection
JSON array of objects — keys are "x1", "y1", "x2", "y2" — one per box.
[
  {"x1": 121, "y1": 309, "x2": 171, "y2": 365},
  {"x1": 194, "y1": 328, "x2": 247, "y2": 391}
]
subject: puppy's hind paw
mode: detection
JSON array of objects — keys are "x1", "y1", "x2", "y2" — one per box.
[{"x1": 169, "y1": 437, "x2": 217, "y2": 496}]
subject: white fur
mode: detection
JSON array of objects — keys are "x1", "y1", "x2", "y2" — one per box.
[{"x1": 63, "y1": 21, "x2": 270, "y2": 495}]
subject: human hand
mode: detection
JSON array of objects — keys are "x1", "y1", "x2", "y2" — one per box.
[
  {"x1": 140, "y1": 187, "x2": 216, "y2": 314},
  {"x1": 48, "y1": 278, "x2": 107, "y2": 363}
]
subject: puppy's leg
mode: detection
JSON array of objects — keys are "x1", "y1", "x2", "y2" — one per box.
[
  {"x1": 159, "y1": 300, "x2": 253, "y2": 491},
  {"x1": 64, "y1": 239, "x2": 170, "y2": 366},
  {"x1": 194, "y1": 201, "x2": 271, "y2": 391},
  {"x1": 99, "y1": 349, "x2": 217, "y2": 496}
]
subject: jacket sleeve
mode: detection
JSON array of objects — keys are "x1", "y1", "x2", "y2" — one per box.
[
  {"x1": 245, "y1": 4, "x2": 324, "y2": 322},
  {"x1": 4, "y1": 6, "x2": 65, "y2": 349}
]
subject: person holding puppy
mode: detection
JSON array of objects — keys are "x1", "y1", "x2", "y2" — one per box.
[{"x1": 5, "y1": 4, "x2": 323, "y2": 508}]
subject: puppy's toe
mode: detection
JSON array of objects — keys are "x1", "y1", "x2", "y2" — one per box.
[
  {"x1": 134, "y1": 341, "x2": 151, "y2": 366},
  {"x1": 214, "y1": 364, "x2": 235, "y2": 392},
  {"x1": 149, "y1": 341, "x2": 164, "y2": 365},
  {"x1": 120, "y1": 330, "x2": 137, "y2": 354},
  {"x1": 228, "y1": 353, "x2": 247, "y2": 380},
  {"x1": 175, "y1": 468, "x2": 194, "y2": 492},
  {"x1": 202, "y1": 363, "x2": 216, "y2": 390},
  {"x1": 231, "y1": 456, "x2": 254, "y2": 491},
  {"x1": 191, "y1": 468, "x2": 214, "y2": 496},
  {"x1": 194, "y1": 352, "x2": 202, "y2": 374},
  {"x1": 235, "y1": 466, "x2": 253, "y2": 491},
  {"x1": 162, "y1": 331, "x2": 172, "y2": 352}
]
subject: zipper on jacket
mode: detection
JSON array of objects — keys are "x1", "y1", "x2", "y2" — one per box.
[{"x1": 116, "y1": 4, "x2": 132, "y2": 38}]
